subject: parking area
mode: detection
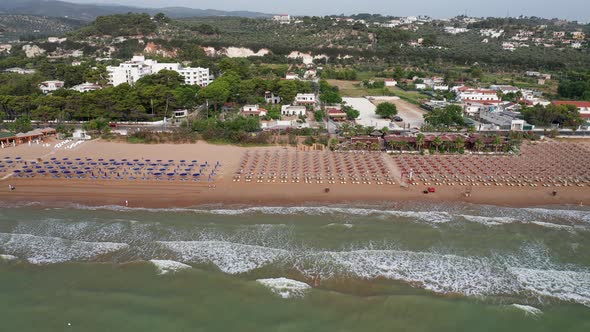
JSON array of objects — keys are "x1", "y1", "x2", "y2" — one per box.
[
  {"x1": 342, "y1": 97, "x2": 397, "y2": 129},
  {"x1": 368, "y1": 96, "x2": 427, "y2": 129}
]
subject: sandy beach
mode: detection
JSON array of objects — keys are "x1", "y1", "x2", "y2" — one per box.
[{"x1": 1, "y1": 139, "x2": 589, "y2": 208}]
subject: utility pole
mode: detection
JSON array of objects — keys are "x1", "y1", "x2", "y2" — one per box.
[{"x1": 163, "y1": 95, "x2": 169, "y2": 132}]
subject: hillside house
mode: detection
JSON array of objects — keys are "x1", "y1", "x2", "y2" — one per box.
[
  {"x1": 285, "y1": 72, "x2": 299, "y2": 80},
  {"x1": 294, "y1": 93, "x2": 317, "y2": 106},
  {"x1": 572, "y1": 31, "x2": 586, "y2": 40},
  {"x1": 327, "y1": 108, "x2": 347, "y2": 121},
  {"x1": 264, "y1": 91, "x2": 281, "y2": 104},
  {"x1": 70, "y1": 82, "x2": 102, "y2": 93},
  {"x1": 384, "y1": 79, "x2": 398, "y2": 87},
  {"x1": 281, "y1": 105, "x2": 307, "y2": 117},
  {"x1": 240, "y1": 105, "x2": 268, "y2": 117},
  {"x1": 272, "y1": 14, "x2": 292, "y2": 24},
  {"x1": 552, "y1": 101, "x2": 590, "y2": 119},
  {"x1": 455, "y1": 87, "x2": 499, "y2": 102},
  {"x1": 39, "y1": 80, "x2": 65, "y2": 94},
  {"x1": 5, "y1": 67, "x2": 36, "y2": 74}
]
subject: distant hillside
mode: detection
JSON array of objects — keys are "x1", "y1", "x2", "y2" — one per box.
[
  {"x1": 0, "y1": 15, "x2": 84, "y2": 41},
  {"x1": 0, "y1": 0, "x2": 272, "y2": 21}
]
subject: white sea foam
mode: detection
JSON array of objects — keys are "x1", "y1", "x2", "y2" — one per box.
[
  {"x1": 323, "y1": 223, "x2": 354, "y2": 229},
  {"x1": 324, "y1": 249, "x2": 518, "y2": 296},
  {"x1": 511, "y1": 304, "x2": 543, "y2": 316},
  {"x1": 256, "y1": 277, "x2": 311, "y2": 298},
  {"x1": 510, "y1": 267, "x2": 590, "y2": 307},
  {"x1": 150, "y1": 260, "x2": 192, "y2": 275},
  {"x1": 460, "y1": 215, "x2": 578, "y2": 231},
  {"x1": 0, "y1": 254, "x2": 17, "y2": 261},
  {"x1": 157, "y1": 240, "x2": 288, "y2": 274},
  {"x1": 204, "y1": 207, "x2": 453, "y2": 223},
  {"x1": 69, "y1": 204, "x2": 453, "y2": 223},
  {"x1": 459, "y1": 215, "x2": 519, "y2": 226},
  {"x1": 0, "y1": 233, "x2": 128, "y2": 264},
  {"x1": 523, "y1": 208, "x2": 590, "y2": 223}
]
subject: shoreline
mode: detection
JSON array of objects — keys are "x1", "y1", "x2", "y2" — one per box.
[{"x1": 0, "y1": 177, "x2": 588, "y2": 210}]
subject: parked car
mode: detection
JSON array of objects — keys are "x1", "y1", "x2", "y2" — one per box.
[{"x1": 393, "y1": 116, "x2": 403, "y2": 122}]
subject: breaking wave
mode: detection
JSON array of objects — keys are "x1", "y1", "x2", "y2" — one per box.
[
  {"x1": 157, "y1": 240, "x2": 288, "y2": 274},
  {"x1": 0, "y1": 254, "x2": 18, "y2": 261},
  {"x1": 150, "y1": 260, "x2": 192, "y2": 275},
  {"x1": 0, "y1": 233, "x2": 128, "y2": 264},
  {"x1": 256, "y1": 277, "x2": 311, "y2": 299},
  {"x1": 511, "y1": 304, "x2": 543, "y2": 316}
]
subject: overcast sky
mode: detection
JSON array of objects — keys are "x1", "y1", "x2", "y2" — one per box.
[{"x1": 68, "y1": 0, "x2": 590, "y2": 22}]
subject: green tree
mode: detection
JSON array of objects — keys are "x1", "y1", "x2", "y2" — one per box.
[
  {"x1": 153, "y1": 13, "x2": 171, "y2": 24},
  {"x1": 320, "y1": 90, "x2": 342, "y2": 104},
  {"x1": 432, "y1": 136, "x2": 443, "y2": 153},
  {"x1": 375, "y1": 102, "x2": 397, "y2": 119},
  {"x1": 84, "y1": 65, "x2": 108, "y2": 85},
  {"x1": 492, "y1": 135, "x2": 502, "y2": 152},
  {"x1": 343, "y1": 106, "x2": 360, "y2": 120},
  {"x1": 198, "y1": 80, "x2": 231, "y2": 111},
  {"x1": 314, "y1": 110, "x2": 325, "y2": 121},
  {"x1": 10, "y1": 115, "x2": 33, "y2": 133},
  {"x1": 416, "y1": 133, "x2": 425, "y2": 151},
  {"x1": 454, "y1": 136, "x2": 465, "y2": 152},
  {"x1": 424, "y1": 105, "x2": 465, "y2": 129},
  {"x1": 474, "y1": 139, "x2": 484, "y2": 152},
  {"x1": 84, "y1": 118, "x2": 110, "y2": 134},
  {"x1": 277, "y1": 80, "x2": 301, "y2": 105}
]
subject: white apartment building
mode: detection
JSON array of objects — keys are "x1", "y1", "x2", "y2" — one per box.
[
  {"x1": 39, "y1": 80, "x2": 65, "y2": 94},
  {"x1": 107, "y1": 56, "x2": 211, "y2": 87}
]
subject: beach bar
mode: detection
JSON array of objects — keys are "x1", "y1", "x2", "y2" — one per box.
[{"x1": 0, "y1": 128, "x2": 56, "y2": 147}]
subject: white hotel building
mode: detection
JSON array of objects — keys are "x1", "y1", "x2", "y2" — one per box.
[{"x1": 107, "y1": 56, "x2": 211, "y2": 87}]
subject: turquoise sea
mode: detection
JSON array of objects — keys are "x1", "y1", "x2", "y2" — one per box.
[{"x1": 1, "y1": 202, "x2": 589, "y2": 331}]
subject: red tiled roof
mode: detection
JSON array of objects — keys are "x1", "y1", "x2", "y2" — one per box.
[
  {"x1": 552, "y1": 101, "x2": 590, "y2": 108},
  {"x1": 327, "y1": 108, "x2": 345, "y2": 114}
]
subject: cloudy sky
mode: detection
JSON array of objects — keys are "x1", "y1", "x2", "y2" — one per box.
[{"x1": 67, "y1": 0, "x2": 589, "y2": 22}]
